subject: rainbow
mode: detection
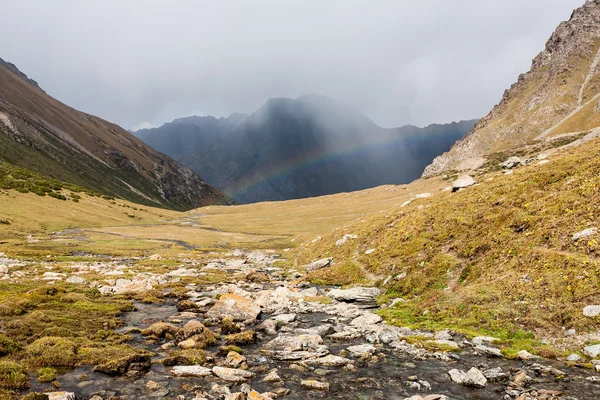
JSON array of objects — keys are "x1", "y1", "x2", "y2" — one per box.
[{"x1": 228, "y1": 131, "x2": 409, "y2": 200}]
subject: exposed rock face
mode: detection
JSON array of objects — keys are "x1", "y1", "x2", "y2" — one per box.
[
  {"x1": 0, "y1": 57, "x2": 233, "y2": 210},
  {"x1": 423, "y1": 1, "x2": 600, "y2": 176}
]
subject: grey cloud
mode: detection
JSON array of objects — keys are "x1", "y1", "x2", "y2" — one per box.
[{"x1": 0, "y1": 0, "x2": 584, "y2": 129}]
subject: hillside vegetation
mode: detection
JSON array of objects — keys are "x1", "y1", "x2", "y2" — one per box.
[{"x1": 298, "y1": 136, "x2": 600, "y2": 348}]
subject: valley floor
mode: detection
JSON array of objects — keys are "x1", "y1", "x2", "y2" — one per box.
[{"x1": 2, "y1": 132, "x2": 600, "y2": 399}]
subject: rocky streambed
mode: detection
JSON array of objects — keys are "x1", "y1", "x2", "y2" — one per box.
[{"x1": 18, "y1": 251, "x2": 600, "y2": 400}]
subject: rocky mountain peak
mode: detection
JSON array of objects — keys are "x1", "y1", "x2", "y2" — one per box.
[{"x1": 423, "y1": 0, "x2": 600, "y2": 177}]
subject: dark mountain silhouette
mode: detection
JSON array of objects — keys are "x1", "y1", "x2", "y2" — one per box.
[{"x1": 137, "y1": 94, "x2": 477, "y2": 203}]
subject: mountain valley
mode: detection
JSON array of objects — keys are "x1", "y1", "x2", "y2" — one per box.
[{"x1": 2, "y1": 1, "x2": 600, "y2": 400}]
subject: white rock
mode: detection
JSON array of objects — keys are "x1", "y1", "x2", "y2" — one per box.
[
  {"x1": 346, "y1": 344, "x2": 376, "y2": 357},
  {"x1": 472, "y1": 336, "x2": 499, "y2": 346},
  {"x1": 212, "y1": 366, "x2": 255, "y2": 383},
  {"x1": 475, "y1": 344, "x2": 502, "y2": 357},
  {"x1": 448, "y1": 367, "x2": 487, "y2": 388},
  {"x1": 335, "y1": 234, "x2": 357, "y2": 247},
  {"x1": 517, "y1": 350, "x2": 535, "y2": 360},
  {"x1": 583, "y1": 305, "x2": 600, "y2": 317},
  {"x1": 573, "y1": 228, "x2": 597, "y2": 241},
  {"x1": 583, "y1": 344, "x2": 600, "y2": 358},
  {"x1": 273, "y1": 313, "x2": 297, "y2": 324},
  {"x1": 350, "y1": 313, "x2": 382, "y2": 327},
  {"x1": 305, "y1": 258, "x2": 333, "y2": 272},
  {"x1": 566, "y1": 353, "x2": 582, "y2": 362},
  {"x1": 170, "y1": 366, "x2": 212, "y2": 377},
  {"x1": 66, "y1": 276, "x2": 88, "y2": 284},
  {"x1": 414, "y1": 193, "x2": 432, "y2": 199},
  {"x1": 452, "y1": 175, "x2": 476, "y2": 191},
  {"x1": 365, "y1": 249, "x2": 376, "y2": 255}
]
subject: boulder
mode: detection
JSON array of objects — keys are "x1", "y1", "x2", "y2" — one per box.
[
  {"x1": 583, "y1": 344, "x2": 600, "y2": 358},
  {"x1": 346, "y1": 344, "x2": 376, "y2": 357},
  {"x1": 566, "y1": 353, "x2": 582, "y2": 362},
  {"x1": 328, "y1": 287, "x2": 380, "y2": 309},
  {"x1": 301, "y1": 380, "x2": 330, "y2": 391},
  {"x1": 452, "y1": 175, "x2": 476, "y2": 192},
  {"x1": 305, "y1": 258, "x2": 333, "y2": 272},
  {"x1": 206, "y1": 294, "x2": 261, "y2": 321},
  {"x1": 448, "y1": 367, "x2": 487, "y2": 388},
  {"x1": 350, "y1": 313, "x2": 382, "y2": 327},
  {"x1": 583, "y1": 305, "x2": 600, "y2": 317},
  {"x1": 212, "y1": 366, "x2": 255, "y2": 383}
]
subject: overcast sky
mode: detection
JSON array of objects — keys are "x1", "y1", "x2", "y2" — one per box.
[{"x1": 0, "y1": 0, "x2": 584, "y2": 130}]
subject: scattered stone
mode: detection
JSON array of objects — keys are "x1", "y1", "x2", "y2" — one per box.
[
  {"x1": 483, "y1": 367, "x2": 507, "y2": 382},
  {"x1": 583, "y1": 305, "x2": 600, "y2": 317},
  {"x1": 335, "y1": 234, "x2": 358, "y2": 247},
  {"x1": 300, "y1": 380, "x2": 330, "y2": 391},
  {"x1": 448, "y1": 367, "x2": 487, "y2": 388},
  {"x1": 328, "y1": 287, "x2": 380, "y2": 308},
  {"x1": 346, "y1": 344, "x2": 376, "y2": 357},
  {"x1": 566, "y1": 353, "x2": 582, "y2": 362},
  {"x1": 273, "y1": 313, "x2": 297, "y2": 324},
  {"x1": 207, "y1": 294, "x2": 261, "y2": 321},
  {"x1": 263, "y1": 368, "x2": 282, "y2": 383},
  {"x1": 256, "y1": 319, "x2": 278, "y2": 336},
  {"x1": 471, "y1": 336, "x2": 499, "y2": 346},
  {"x1": 170, "y1": 365, "x2": 212, "y2": 377},
  {"x1": 146, "y1": 380, "x2": 163, "y2": 391},
  {"x1": 517, "y1": 350, "x2": 535, "y2": 360},
  {"x1": 304, "y1": 354, "x2": 353, "y2": 367},
  {"x1": 573, "y1": 228, "x2": 597, "y2": 241},
  {"x1": 212, "y1": 366, "x2": 255, "y2": 383},
  {"x1": 305, "y1": 258, "x2": 333, "y2": 272},
  {"x1": 451, "y1": 175, "x2": 476, "y2": 192},
  {"x1": 65, "y1": 276, "x2": 87, "y2": 284},
  {"x1": 475, "y1": 344, "x2": 502, "y2": 357},
  {"x1": 225, "y1": 351, "x2": 247, "y2": 368},
  {"x1": 501, "y1": 156, "x2": 523, "y2": 169},
  {"x1": 350, "y1": 313, "x2": 382, "y2": 327},
  {"x1": 583, "y1": 344, "x2": 600, "y2": 358}
]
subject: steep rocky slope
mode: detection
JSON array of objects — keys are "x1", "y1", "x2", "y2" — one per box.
[
  {"x1": 0, "y1": 58, "x2": 233, "y2": 210},
  {"x1": 424, "y1": 0, "x2": 600, "y2": 176},
  {"x1": 138, "y1": 94, "x2": 476, "y2": 203}
]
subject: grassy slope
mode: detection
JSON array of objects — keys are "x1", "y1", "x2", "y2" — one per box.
[{"x1": 297, "y1": 137, "x2": 600, "y2": 349}]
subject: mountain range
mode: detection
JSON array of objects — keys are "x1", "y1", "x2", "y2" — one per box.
[
  {"x1": 136, "y1": 95, "x2": 476, "y2": 203},
  {"x1": 0, "y1": 58, "x2": 233, "y2": 210}
]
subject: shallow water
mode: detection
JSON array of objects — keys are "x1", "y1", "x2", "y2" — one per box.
[{"x1": 26, "y1": 296, "x2": 600, "y2": 399}]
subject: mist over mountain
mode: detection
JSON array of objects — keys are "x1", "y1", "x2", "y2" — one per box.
[{"x1": 137, "y1": 94, "x2": 477, "y2": 203}]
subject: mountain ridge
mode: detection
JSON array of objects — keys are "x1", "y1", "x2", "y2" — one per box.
[
  {"x1": 0, "y1": 57, "x2": 234, "y2": 210},
  {"x1": 137, "y1": 94, "x2": 477, "y2": 203},
  {"x1": 424, "y1": 0, "x2": 600, "y2": 176}
]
